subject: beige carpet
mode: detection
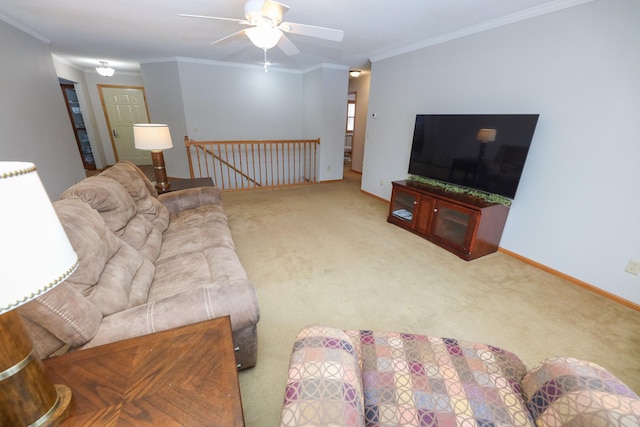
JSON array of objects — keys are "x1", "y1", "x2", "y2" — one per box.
[{"x1": 222, "y1": 168, "x2": 640, "y2": 427}]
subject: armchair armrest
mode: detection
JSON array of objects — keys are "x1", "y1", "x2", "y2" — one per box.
[
  {"x1": 522, "y1": 356, "x2": 640, "y2": 426},
  {"x1": 281, "y1": 326, "x2": 365, "y2": 427},
  {"x1": 158, "y1": 186, "x2": 222, "y2": 215}
]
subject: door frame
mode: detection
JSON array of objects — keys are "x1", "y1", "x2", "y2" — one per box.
[
  {"x1": 97, "y1": 84, "x2": 151, "y2": 162},
  {"x1": 345, "y1": 91, "x2": 357, "y2": 170}
]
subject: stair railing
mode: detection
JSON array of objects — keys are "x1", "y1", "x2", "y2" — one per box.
[{"x1": 185, "y1": 136, "x2": 320, "y2": 190}]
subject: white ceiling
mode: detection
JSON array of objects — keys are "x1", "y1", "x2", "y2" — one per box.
[{"x1": 0, "y1": 0, "x2": 591, "y2": 73}]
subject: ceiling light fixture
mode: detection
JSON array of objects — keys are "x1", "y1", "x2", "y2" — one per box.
[
  {"x1": 96, "y1": 61, "x2": 115, "y2": 77},
  {"x1": 349, "y1": 70, "x2": 361, "y2": 78},
  {"x1": 245, "y1": 23, "x2": 282, "y2": 50}
]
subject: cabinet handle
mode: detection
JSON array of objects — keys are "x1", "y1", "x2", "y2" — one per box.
[
  {"x1": 413, "y1": 201, "x2": 417, "y2": 205},
  {"x1": 434, "y1": 208, "x2": 438, "y2": 213}
]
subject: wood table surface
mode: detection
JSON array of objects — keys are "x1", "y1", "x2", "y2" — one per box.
[{"x1": 43, "y1": 316, "x2": 244, "y2": 426}]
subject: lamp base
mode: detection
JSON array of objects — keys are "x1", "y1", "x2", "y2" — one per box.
[
  {"x1": 38, "y1": 384, "x2": 72, "y2": 427},
  {"x1": 151, "y1": 150, "x2": 170, "y2": 192},
  {"x1": 0, "y1": 310, "x2": 72, "y2": 426}
]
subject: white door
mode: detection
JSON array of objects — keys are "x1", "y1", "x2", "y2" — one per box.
[{"x1": 99, "y1": 85, "x2": 152, "y2": 165}]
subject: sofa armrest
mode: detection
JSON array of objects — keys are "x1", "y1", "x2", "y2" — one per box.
[
  {"x1": 522, "y1": 356, "x2": 640, "y2": 426},
  {"x1": 79, "y1": 279, "x2": 259, "y2": 350},
  {"x1": 281, "y1": 326, "x2": 365, "y2": 427},
  {"x1": 158, "y1": 186, "x2": 222, "y2": 215}
]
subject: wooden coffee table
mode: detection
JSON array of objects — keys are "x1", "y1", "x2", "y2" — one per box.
[{"x1": 43, "y1": 316, "x2": 244, "y2": 426}]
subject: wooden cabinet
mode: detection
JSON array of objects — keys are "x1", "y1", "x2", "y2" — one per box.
[
  {"x1": 60, "y1": 84, "x2": 96, "y2": 170},
  {"x1": 388, "y1": 180, "x2": 509, "y2": 260}
]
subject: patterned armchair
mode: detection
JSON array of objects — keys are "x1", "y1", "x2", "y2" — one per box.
[{"x1": 281, "y1": 326, "x2": 640, "y2": 427}]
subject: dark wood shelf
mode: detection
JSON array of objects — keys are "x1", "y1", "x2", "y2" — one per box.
[{"x1": 388, "y1": 180, "x2": 510, "y2": 260}]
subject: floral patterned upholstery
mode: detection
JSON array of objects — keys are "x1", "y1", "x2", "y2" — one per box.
[{"x1": 281, "y1": 327, "x2": 640, "y2": 427}]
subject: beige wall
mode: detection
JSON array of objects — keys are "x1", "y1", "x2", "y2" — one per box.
[
  {"x1": 0, "y1": 20, "x2": 85, "y2": 198},
  {"x1": 362, "y1": 0, "x2": 640, "y2": 305}
]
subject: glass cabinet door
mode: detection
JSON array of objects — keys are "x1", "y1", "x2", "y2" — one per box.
[
  {"x1": 390, "y1": 187, "x2": 419, "y2": 225},
  {"x1": 431, "y1": 201, "x2": 477, "y2": 252},
  {"x1": 60, "y1": 84, "x2": 96, "y2": 170}
]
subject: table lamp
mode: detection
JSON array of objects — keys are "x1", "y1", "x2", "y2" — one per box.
[
  {"x1": 133, "y1": 123, "x2": 174, "y2": 192},
  {"x1": 476, "y1": 128, "x2": 497, "y2": 160},
  {"x1": 0, "y1": 162, "x2": 78, "y2": 426}
]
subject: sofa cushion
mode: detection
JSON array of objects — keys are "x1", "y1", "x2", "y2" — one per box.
[
  {"x1": 150, "y1": 247, "x2": 248, "y2": 302},
  {"x1": 103, "y1": 160, "x2": 159, "y2": 198},
  {"x1": 62, "y1": 176, "x2": 137, "y2": 235},
  {"x1": 50, "y1": 198, "x2": 154, "y2": 316},
  {"x1": 157, "y1": 204, "x2": 235, "y2": 264},
  {"x1": 62, "y1": 175, "x2": 163, "y2": 262},
  {"x1": 100, "y1": 161, "x2": 169, "y2": 248},
  {"x1": 522, "y1": 356, "x2": 640, "y2": 426},
  {"x1": 345, "y1": 330, "x2": 535, "y2": 427}
]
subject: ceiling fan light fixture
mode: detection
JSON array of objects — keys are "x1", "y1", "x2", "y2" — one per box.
[
  {"x1": 349, "y1": 70, "x2": 361, "y2": 78},
  {"x1": 246, "y1": 24, "x2": 282, "y2": 50},
  {"x1": 96, "y1": 61, "x2": 115, "y2": 77}
]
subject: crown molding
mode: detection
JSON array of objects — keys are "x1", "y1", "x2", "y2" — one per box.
[
  {"x1": 0, "y1": 12, "x2": 50, "y2": 44},
  {"x1": 143, "y1": 56, "x2": 303, "y2": 74},
  {"x1": 370, "y1": 0, "x2": 595, "y2": 63}
]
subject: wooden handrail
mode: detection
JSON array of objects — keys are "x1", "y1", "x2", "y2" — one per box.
[{"x1": 185, "y1": 136, "x2": 320, "y2": 190}]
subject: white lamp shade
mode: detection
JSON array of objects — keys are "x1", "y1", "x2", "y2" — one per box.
[
  {"x1": 477, "y1": 128, "x2": 497, "y2": 143},
  {"x1": 133, "y1": 124, "x2": 174, "y2": 150},
  {"x1": 246, "y1": 24, "x2": 282, "y2": 50},
  {"x1": 0, "y1": 162, "x2": 78, "y2": 314}
]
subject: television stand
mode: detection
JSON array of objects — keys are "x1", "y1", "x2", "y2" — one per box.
[{"x1": 388, "y1": 180, "x2": 510, "y2": 260}]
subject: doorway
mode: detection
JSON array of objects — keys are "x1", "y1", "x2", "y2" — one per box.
[
  {"x1": 98, "y1": 85, "x2": 151, "y2": 165},
  {"x1": 345, "y1": 92, "x2": 357, "y2": 165}
]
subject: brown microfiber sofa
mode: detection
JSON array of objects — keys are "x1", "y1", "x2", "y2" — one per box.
[{"x1": 19, "y1": 161, "x2": 259, "y2": 369}]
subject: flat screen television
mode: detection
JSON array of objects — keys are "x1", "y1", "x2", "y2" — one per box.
[{"x1": 408, "y1": 114, "x2": 539, "y2": 199}]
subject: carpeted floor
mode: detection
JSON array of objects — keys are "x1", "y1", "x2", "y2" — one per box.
[{"x1": 222, "y1": 168, "x2": 640, "y2": 427}]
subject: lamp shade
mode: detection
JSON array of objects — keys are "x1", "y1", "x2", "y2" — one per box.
[
  {"x1": 0, "y1": 162, "x2": 78, "y2": 314},
  {"x1": 133, "y1": 124, "x2": 174, "y2": 150},
  {"x1": 477, "y1": 128, "x2": 497, "y2": 143}
]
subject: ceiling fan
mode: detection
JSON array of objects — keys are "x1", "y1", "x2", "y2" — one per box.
[{"x1": 179, "y1": 0, "x2": 344, "y2": 59}]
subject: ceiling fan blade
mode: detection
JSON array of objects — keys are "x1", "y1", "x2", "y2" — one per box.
[
  {"x1": 261, "y1": 0, "x2": 289, "y2": 25},
  {"x1": 280, "y1": 22, "x2": 344, "y2": 42},
  {"x1": 178, "y1": 14, "x2": 248, "y2": 24},
  {"x1": 278, "y1": 34, "x2": 300, "y2": 56},
  {"x1": 210, "y1": 29, "x2": 247, "y2": 45}
]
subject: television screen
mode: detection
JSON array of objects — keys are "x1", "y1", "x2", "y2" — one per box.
[{"x1": 408, "y1": 114, "x2": 539, "y2": 199}]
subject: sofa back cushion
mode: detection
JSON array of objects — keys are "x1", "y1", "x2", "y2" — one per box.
[
  {"x1": 100, "y1": 161, "x2": 169, "y2": 254},
  {"x1": 61, "y1": 174, "x2": 163, "y2": 262},
  {"x1": 52, "y1": 198, "x2": 154, "y2": 316},
  {"x1": 522, "y1": 356, "x2": 640, "y2": 426}
]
